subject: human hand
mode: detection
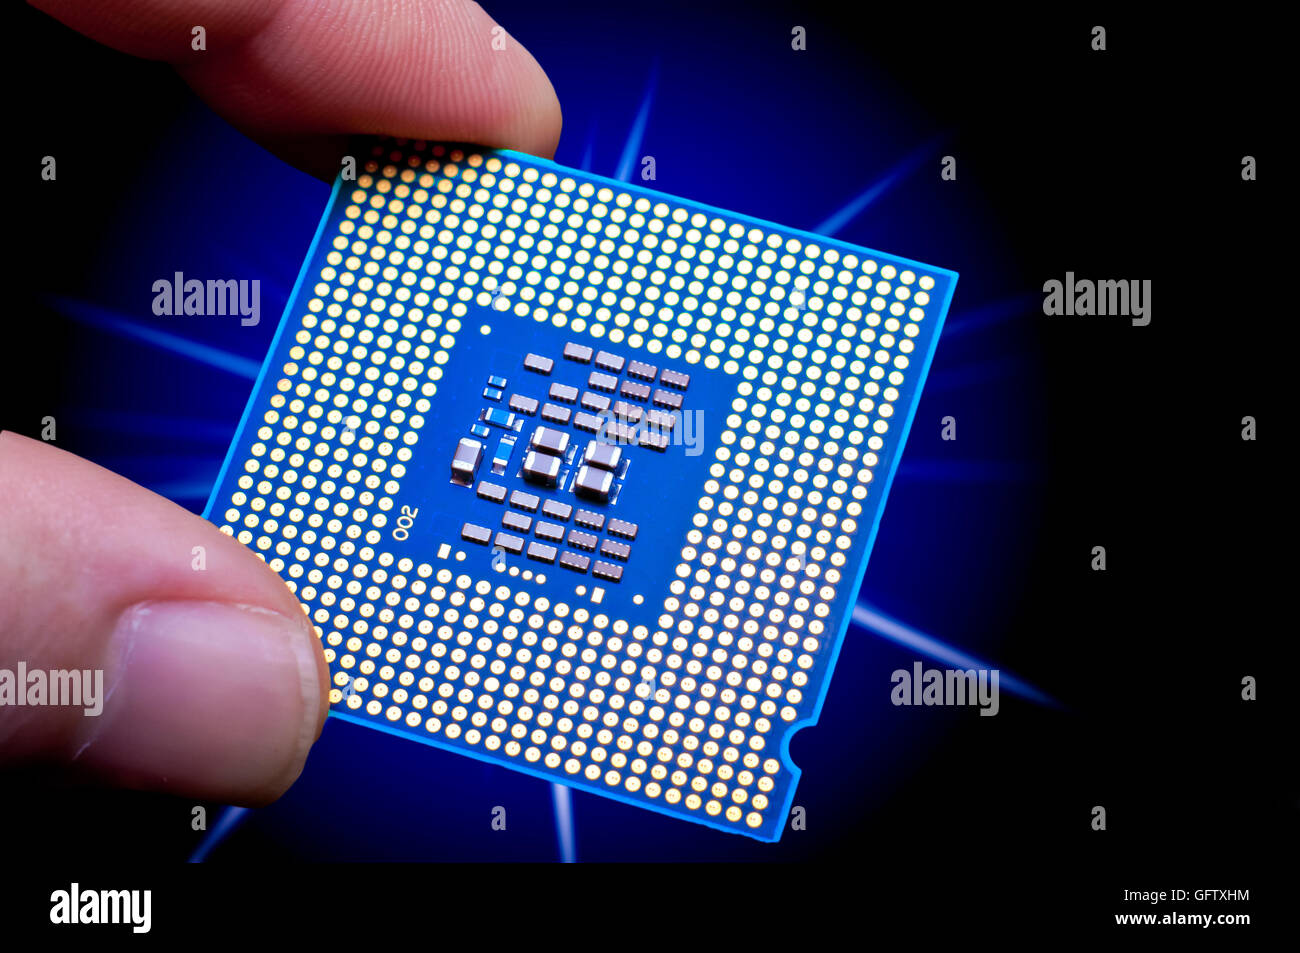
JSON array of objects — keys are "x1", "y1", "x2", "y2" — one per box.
[{"x1": 3, "y1": 0, "x2": 561, "y2": 805}]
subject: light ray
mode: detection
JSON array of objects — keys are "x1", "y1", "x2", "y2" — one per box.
[
  {"x1": 941, "y1": 292, "x2": 1041, "y2": 342},
  {"x1": 812, "y1": 133, "x2": 949, "y2": 236},
  {"x1": 188, "y1": 806, "x2": 250, "y2": 863},
  {"x1": 851, "y1": 602, "x2": 1059, "y2": 709},
  {"x1": 49, "y1": 297, "x2": 261, "y2": 379},
  {"x1": 615, "y1": 65, "x2": 659, "y2": 182},
  {"x1": 579, "y1": 118, "x2": 598, "y2": 172},
  {"x1": 550, "y1": 783, "x2": 578, "y2": 863}
]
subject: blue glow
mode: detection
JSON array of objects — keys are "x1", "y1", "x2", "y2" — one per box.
[
  {"x1": 941, "y1": 292, "x2": 1041, "y2": 341},
  {"x1": 64, "y1": 0, "x2": 1049, "y2": 858},
  {"x1": 69, "y1": 409, "x2": 233, "y2": 443},
  {"x1": 895, "y1": 459, "x2": 1041, "y2": 483},
  {"x1": 925, "y1": 354, "x2": 1028, "y2": 393}
]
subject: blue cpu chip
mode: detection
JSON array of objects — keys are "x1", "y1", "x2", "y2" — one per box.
[{"x1": 204, "y1": 140, "x2": 957, "y2": 841}]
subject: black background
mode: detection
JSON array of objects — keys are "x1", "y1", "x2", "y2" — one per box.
[{"x1": 2, "y1": 2, "x2": 1288, "y2": 938}]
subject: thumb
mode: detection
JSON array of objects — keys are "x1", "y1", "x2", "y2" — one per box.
[{"x1": 0, "y1": 431, "x2": 328, "y2": 805}]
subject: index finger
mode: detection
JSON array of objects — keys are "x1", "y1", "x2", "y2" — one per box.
[{"x1": 31, "y1": 0, "x2": 563, "y2": 178}]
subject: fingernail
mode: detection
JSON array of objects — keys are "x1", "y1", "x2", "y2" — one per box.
[{"x1": 76, "y1": 600, "x2": 324, "y2": 804}]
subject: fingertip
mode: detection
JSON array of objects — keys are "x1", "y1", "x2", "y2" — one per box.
[
  {"x1": 175, "y1": 0, "x2": 564, "y2": 167},
  {"x1": 31, "y1": 0, "x2": 564, "y2": 175}
]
